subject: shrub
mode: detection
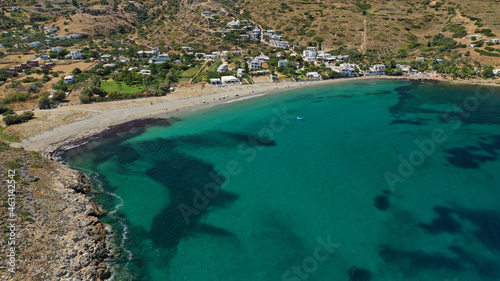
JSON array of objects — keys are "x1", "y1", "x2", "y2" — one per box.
[
  {"x1": 2, "y1": 92, "x2": 29, "y2": 104},
  {"x1": 42, "y1": 74, "x2": 51, "y2": 82},
  {"x1": 5, "y1": 162, "x2": 22, "y2": 168},
  {"x1": 5, "y1": 81, "x2": 20, "y2": 89},
  {"x1": 3, "y1": 111, "x2": 34, "y2": 125},
  {"x1": 38, "y1": 92, "x2": 51, "y2": 107},
  {"x1": 0, "y1": 105, "x2": 13, "y2": 115},
  {"x1": 27, "y1": 83, "x2": 42, "y2": 93},
  {"x1": 53, "y1": 90, "x2": 66, "y2": 101},
  {"x1": 22, "y1": 77, "x2": 38, "y2": 83},
  {"x1": 79, "y1": 93, "x2": 91, "y2": 103}
]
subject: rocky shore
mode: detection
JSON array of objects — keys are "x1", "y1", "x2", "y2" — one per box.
[{"x1": 0, "y1": 144, "x2": 110, "y2": 281}]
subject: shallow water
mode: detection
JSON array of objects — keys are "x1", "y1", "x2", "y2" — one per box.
[{"x1": 64, "y1": 79, "x2": 500, "y2": 281}]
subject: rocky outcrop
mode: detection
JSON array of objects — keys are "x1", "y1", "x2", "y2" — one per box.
[{"x1": 0, "y1": 146, "x2": 110, "y2": 281}]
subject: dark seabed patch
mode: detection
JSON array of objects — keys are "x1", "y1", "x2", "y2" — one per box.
[
  {"x1": 374, "y1": 195, "x2": 389, "y2": 211},
  {"x1": 379, "y1": 246, "x2": 463, "y2": 273},
  {"x1": 448, "y1": 246, "x2": 500, "y2": 279},
  {"x1": 454, "y1": 207, "x2": 500, "y2": 252},
  {"x1": 141, "y1": 139, "x2": 239, "y2": 251},
  {"x1": 419, "y1": 206, "x2": 462, "y2": 234},
  {"x1": 390, "y1": 117, "x2": 430, "y2": 126},
  {"x1": 443, "y1": 148, "x2": 496, "y2": 169},
  {"x1": 348, "y1": 267, "x2": 372, "y2": 281}
]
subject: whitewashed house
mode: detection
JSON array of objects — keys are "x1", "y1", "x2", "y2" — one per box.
[
  {"x1": 306, "y1": 72, "x2": 321, "y2": 80},
  {"x1": 221, "y1": 76, "x2": 241, "y2": 85},
  {"x1": 269, "y1": 40, "x2": 289, "y2": 49},
  {"x1": 467, "y1": 35, "x2": 483, "y2": 40},
  {"x1": 227, "y1": 21, "x2": 240, "y2": 28},
  {"x1": 303, "y1": 50, "x2": 317, "y2": 58},
  {"x1": 70, "y1": 50, "x2": 82, "y2": 59},
  {"x1": 369, "y1": 64, "x2": 386, "y2": 74},
  {"x1": 278, "y1": 60, "x2": 288, "y2": 68},
  {"x1": 254, "y1": 54, "x2": 270, "y2": 62},
  {"x1": 64, "y1": 75, "x2": 75, "y2": 84},
  {"x1": 28, "y1": 41, "x2": 42, "y2": 48},
  {"x1": 210, "y1": 78, "x2": 221, "y2": 85},
  {"x1": 217, "y1": 64, "x2": 229, "y2": 73},
  {"x1": 250, "y1": 60, "x2": 262, "y2": 69}
]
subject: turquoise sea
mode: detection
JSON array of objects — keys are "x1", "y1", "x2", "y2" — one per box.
[{"x1": 63, "y1": 79, "x2": 500, "y2": 281}]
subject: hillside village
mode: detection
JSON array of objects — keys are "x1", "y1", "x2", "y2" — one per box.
[{"x1": 0, "y1": 1, "x2": 500, "y2": 129}]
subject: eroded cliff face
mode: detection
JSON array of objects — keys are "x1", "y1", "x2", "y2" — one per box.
[{"x1": 0, "y1": 145, "x2": 110, "y2": 281}]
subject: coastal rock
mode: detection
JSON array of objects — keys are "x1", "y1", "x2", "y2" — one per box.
[{"x1": 0, "y1": 147, "x2": 110, "y2": 281}]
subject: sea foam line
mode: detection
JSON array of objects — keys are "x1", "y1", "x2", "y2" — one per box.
[
  {"x1": 224, "y1": 93, "x2": 266, "y2": 104},
  {"x1": 87, "y1": 172, "x2": 134, "y2": 274}
]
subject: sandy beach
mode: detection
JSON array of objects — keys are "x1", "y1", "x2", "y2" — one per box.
[{"x1": 8, "y1": 76, "x2": 498, "y2": 154}]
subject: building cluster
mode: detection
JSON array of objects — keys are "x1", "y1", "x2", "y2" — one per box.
[{"x1": 8, "y1": 60, "x2": 54, "y2": 73}]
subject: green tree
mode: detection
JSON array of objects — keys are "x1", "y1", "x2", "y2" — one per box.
[
  {"x1": 38, "y1": 92, "x2": 51, "y2": 107},
  {"x1": 72, "y1": 68, "x2": 82, "y2": 75}
]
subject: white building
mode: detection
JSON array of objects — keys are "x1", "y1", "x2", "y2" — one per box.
[
  {"x1": 303, "y1": 50, "x2": 317, "y2": 58},
  {"x1": 306, "y1": 72, "x2": 321, "y2": 80},
  {"x1": 317, "y1": 51, "x2": 333, "y2": 60},
  {"x1": 237, "y1": 68, "x2": 245, "y2": 77},
  {"x1": 269, "y1": 40, "x2": 289, "y2": 49},
  {"x1": 101, "y1": 54, "x2": 112, "y2": 61},
  {"x1": 254, "y1": 54, "x2": 270, "y2": 62},
  {"x1": 250, "y1": 60, "x2": 262, "y2": 69},
  {"x1": 152, "y1": 54, "x2": 170, "y2": 62},
  {"x1": 139, "y1": 69, "x2": 151, "y2": 75},
  {"x1": 278, "y1": 60, "x2": 288, "y2": 68},
  {"x1": 64, "y1": 75, "x2": 75, "y2": 84},
  {"x1": 331, "y1": 63, "x2": 359, "y2": 77},
  {"x1": 28, "y1": 42, "x2": 42, "y2": 48},
  {"x1": 227, "y1": 20, "x2": 240, "y2": 28},
  {"x1": 304, "y1": 56, "x2": 316, "y2": 63},
  {"x1": 217, "y1": 64, "x2": 229, "y2": 73},
  {"x1": 468, "y1": 44, "x2": 477, "y2": 48},
  {"x1": 493, "y1": 69, "x2": 500, "y2": 76},
  {"x1": 52, "y1": 46, "x2": 63, "y2": 53},
  {"x1": 415, "y1": 57, "x2": 425, "y2": 61},
  {"x1": 203, "y1": 54, "x2": 218, "y2": 61},
  {"x1": 467, "y1": 35, "x2": 483, "y2": 39},
  {"x1": 210, "y1": 78, "x2": 221, "y2": 85},
  {"x1": 491, "y1": 39, "x2": 500, "y2": 43},
  {"x1": 221, "y1": 76, "x2": 241, "y2": 85},
  {"x1": 370, "y1": 64, "x2": 386, "y2": 73},
  {"x1": 137, "y1": 50, "x2": 158, "y2": 58},
  {"x1": 263, "y1": 30, "x2": 276, "y2": 36},
  {"x1": 44, "y1": 28, "x2": 58, "y2": 34},
  {"x1": 40, "y1": 54, "x2": 50, "y2": 60},
  {"x1": 70, "y1": 50, "x2": 82, "y2": 59},
  {"x1": 251, "y1": 28, "x2": 261, "y2": 40},
  {"x1": 103, "y1": 63, "x2": 116, "y2": 68}
]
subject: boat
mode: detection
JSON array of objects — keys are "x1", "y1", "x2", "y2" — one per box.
[{"x1": 297, "y1": 116, "x2": 304, "y2": 120}]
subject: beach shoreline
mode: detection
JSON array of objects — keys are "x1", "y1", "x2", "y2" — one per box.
[{"x1": 15, "y1": 76, "x2": 499, "y2": 155}]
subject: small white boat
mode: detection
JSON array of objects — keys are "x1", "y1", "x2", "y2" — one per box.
[{"x1": 297, "y1": 116, "x2": 304, "y2": 120}]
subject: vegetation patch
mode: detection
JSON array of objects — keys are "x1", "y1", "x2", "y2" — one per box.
[
  {"x1": 5, "y1": 161, "x2": 22, "y2": 169},
  {"x1": 101, "y1": 81, "x2": 146, "y2": 94}
]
